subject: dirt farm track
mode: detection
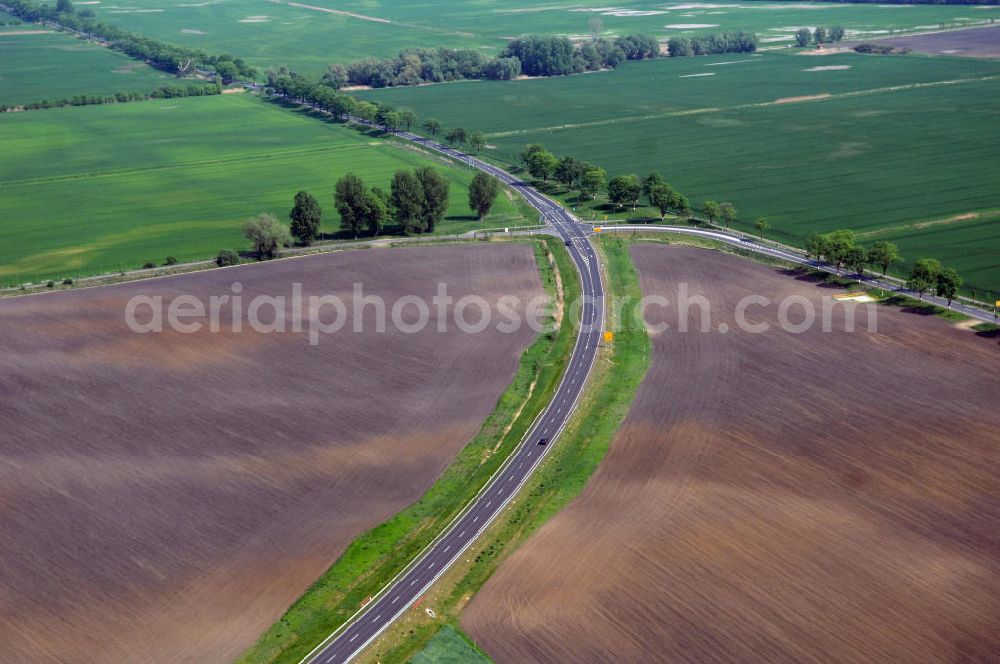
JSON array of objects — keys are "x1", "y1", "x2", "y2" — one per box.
[
  {"x1": 0, "y1": 244, "x2": 543, "y2": 663},
  {"x1": 463, "y1": 244, "x2": 1000, "y2": 664}
]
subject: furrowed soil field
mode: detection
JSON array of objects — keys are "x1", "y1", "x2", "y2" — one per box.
[
  {"x1": 362, "y1": 51, "x2": 1000, "y2": 292},
  {"x1": 0, "y1": 243, "x2": 544, "y2": 663},
  {"x1": 0, "y1": 93, "x2": 530, "y2": 284},
  {"x1": 0, "y1": 21, "x2": 175, "y2": 105},
  {"x1": 848, "y1": 24, "x2": 1000, "y2": 59},
  {"x1": 83, "y1": 0, "x2": 998, "y2": 73},
  {"x1": 463, "y1": 243, "x2": 1000, "y2": 663}
]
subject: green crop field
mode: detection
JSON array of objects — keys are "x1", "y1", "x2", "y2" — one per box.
[
  {"x1": 0, "y1": 94, "x2": 530, "y2": 284},
  {"x1": 84, "y1": 0, "x2": 1000, "y2": 74},
  {"x1": 360, "y1": 51, "x2": 1000, "y2": 292},
  {"x1": 0, "y1": 22, "x2": 175, "y2": 106}
]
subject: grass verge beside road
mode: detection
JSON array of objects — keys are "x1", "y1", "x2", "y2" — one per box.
[
  {"x1": 354, "y1": 234, "x2": 651, "y2": 664},
  {"x1": 236, "y1": 237, "x2": 577, "y2": 664}
]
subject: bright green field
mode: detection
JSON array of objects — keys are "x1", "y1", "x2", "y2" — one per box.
[
  {"x1": 361, "y1": 51, "x2": 1000, "y2": 292},
  {"x1": 0, "y1": 94, "x2": 529, "y2": 284},
  {"x1": 86, "y1": 0, "x2": 1000, "y2": 74},
  {"x1": 0, "y1": 23, "x2": 174, "y2": 105}
]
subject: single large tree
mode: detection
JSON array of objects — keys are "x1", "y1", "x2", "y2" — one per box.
[
  {"x1": 520, "y1": 143, "x2": 546, "y2": 165},
  {"x1": 867, "y1": 240, "x2": 901, "y2": 276},
  {"x1": 642, "y1": 171, "x2": 665, "y2": 202},
  {"x1": 754, "y1": 217, "x2": 770, "y2": 240},
  {"x1": 805, "y1": 233, "x2": 827, "y2": 261},
  {"x1": 355, "y1": 101, "x2": 377, "y2": 123},
  {"x1": 795, "y1": 28, "x2": 812, "y2": 47},
  {"x1": 391, "y1": 170, "x2": 424, "y2": 235},
  {"x1": 243, "y1": 213, "x2": 290, "y2": 260},
  {"x1": 398, "y1": 109, "x2": 417, "y2": 132},
  {"x1": 445, "y1": 126, "x2": 468, "y2": 146},
  {"x1": 555, "y1": 156, "x2": 585, "y2": 189},
  {"x1": 719, "y1": 202, "x2": 737, "y2": 228},
  {"x1": 526, "y1": 150, "x2": 558, "y2": 183},
  {"x1": 334, "y1": 173, "x2": 367, "y2": 238},
  {"x1": 908, "y1": 258, "x2": 941, "y2": 300},
  {"x1": 845, "y1": 245, "x2": 867, "y2": 278},
  {"x1": 469, "y1": 172, "x2": 500, "y2": 220},
  {"x1": 581, "y1": 167, "x2": 606, "y2": 200},
  {"x1": 289, "y1": 190, "x2": 322, "y2": 245},
  {"x1": 702, "y1": 200, "x2": 720, "y2": 225},
  {"x1": 362, "y1": 186, "x2": 389, "y2": 236},
  {"x1": 814, "y1": 26, "x2": 828, "y2": 44},
  {"x1": 823, "y1": 229, "x2": 856, "y2": 273},
  {"x1": 673, "y1": 193, "x2": 691, "y2": 217},
  {"x1": 415, "y1": 166, "x2": 450, "y2": 232},
  {"x1": 936, "y1": 266, "x2": 963, "y2": 308},
  {"x1": 468, "y1": 131, "x2": 487, "y2": 154},
  {"x1": 608, "y1": 174, "x2": 640, "y2": 210},
  {"x1": 649, "y1": 182, "x2": 674, "y2": 220},
  {"x1": 423, "y1": 118, "x2": 442, "y2": 136}
]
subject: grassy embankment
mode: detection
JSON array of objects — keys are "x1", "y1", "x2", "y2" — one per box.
[
  {"x1": 355, "y1": 234, "x2": 651, "y2": 664},
  {"x1": 236, "y1": 236, "x2": 577, "y2": 664}
]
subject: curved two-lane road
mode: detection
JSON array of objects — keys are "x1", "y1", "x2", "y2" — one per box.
[{"x1": 300, "y1": 135, "x2": 605, "y2": 664}]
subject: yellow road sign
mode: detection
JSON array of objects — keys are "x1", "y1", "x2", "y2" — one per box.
[
  {"x1": 604, "y1": 331, "x2": 614, "y2": 343},
  {"x1": 995, "y1": 300, "x2": 1000, "y2": 307},
  {"x1": 594, "y1": 226, "x2": 602, "y2": 233}
]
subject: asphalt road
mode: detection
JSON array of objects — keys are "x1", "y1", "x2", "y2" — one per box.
[{"x1": 299, "y1": 134, "x2": 605, "y2": 664}]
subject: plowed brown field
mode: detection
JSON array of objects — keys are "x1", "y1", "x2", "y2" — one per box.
[
  {"x1": 0, "y1": 244, "x2": 543, "y2": 663},
  {"x1": 463, "y1": 244, "x2": 1000, "y2": 664}
]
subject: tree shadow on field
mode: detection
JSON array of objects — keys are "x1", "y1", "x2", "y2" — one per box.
[
  {"x1": 782, "y1": 267, "x2": 853, "y2": 289},
  {"x1": 883, "y1": 294, "x2": 940, "y2": 316},
  {"x1": 974, "y1": 326, "x2": 1000, "y2": 339}
]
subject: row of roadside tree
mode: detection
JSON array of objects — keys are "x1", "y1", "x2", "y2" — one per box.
[
  {"x1": 230, "y1": 169, "x2": 504, "y2": 262},
  {"x1": 806, "y1": 229, "x2": 965, "y2": 306}
]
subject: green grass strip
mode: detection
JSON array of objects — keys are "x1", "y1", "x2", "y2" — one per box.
[{"x1": 237, "y1": 237, "x2": 578, "y2": 664}]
